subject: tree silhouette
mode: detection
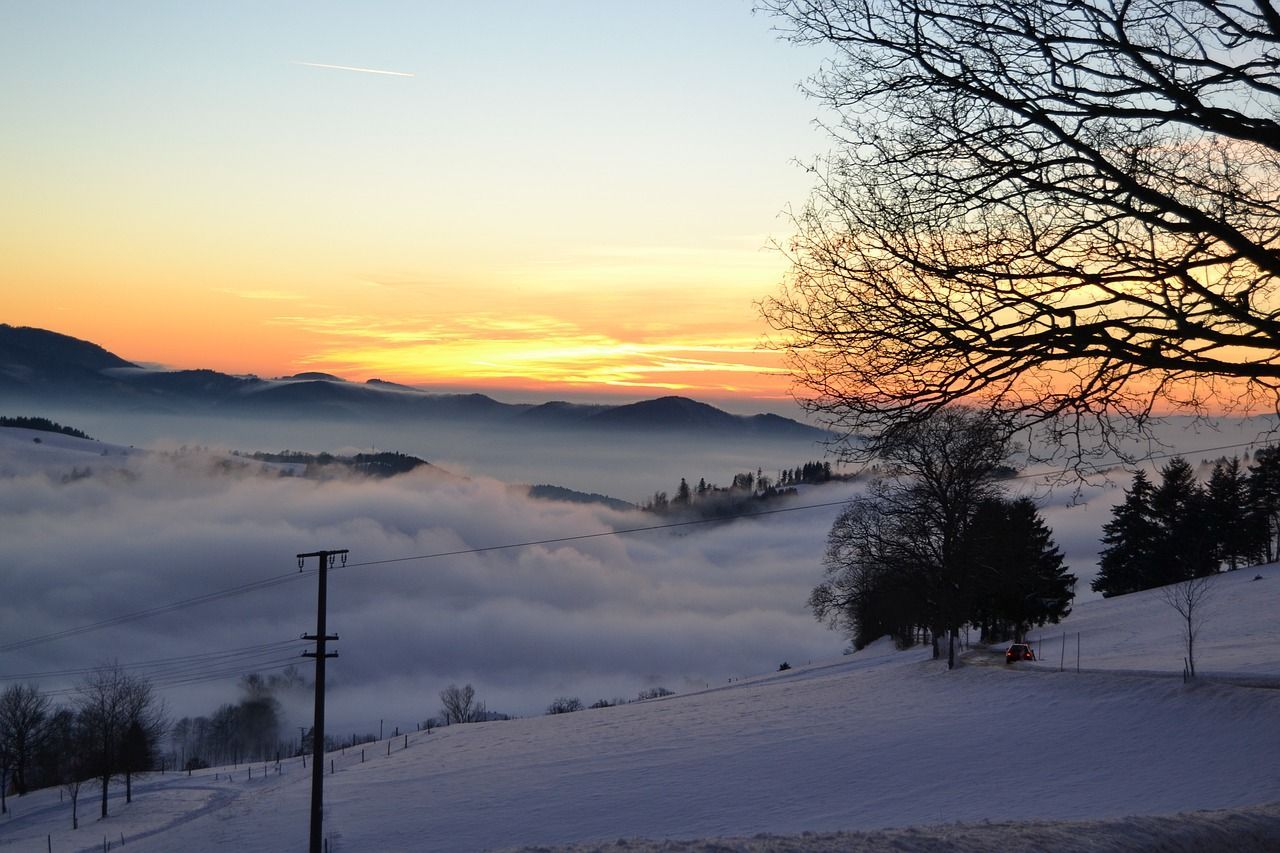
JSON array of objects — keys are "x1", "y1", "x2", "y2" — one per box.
[
  {"x1": 762, "y1": 0, "x2": 1280, "y2": 461},
  {"x1": 1093, "y1": 471, "x2": 1160, "y2": 597}
]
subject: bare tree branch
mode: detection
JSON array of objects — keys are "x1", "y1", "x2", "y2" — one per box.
[{"x1": 760, "y1": 0, "x2": 1280, "y2": 462}]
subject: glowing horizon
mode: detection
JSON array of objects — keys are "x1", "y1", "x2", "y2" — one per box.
[{"x1": 0, "y1": 2, "x2": 824, "y2": 411}]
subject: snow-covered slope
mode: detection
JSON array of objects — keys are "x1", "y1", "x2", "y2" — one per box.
[{"x1": 3, "y1": 567, "x2": 1279, "y2": 852}]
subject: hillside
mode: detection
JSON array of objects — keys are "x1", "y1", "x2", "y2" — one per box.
[{"x1": 3, "y1": 566, "x2": 1278, "y2": 852}]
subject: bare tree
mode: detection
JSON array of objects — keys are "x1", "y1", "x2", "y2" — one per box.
[
  {"x1": 760, "y1": 0, "x2": 1280, "y2": 461},
  {"x1": 439, "y1": 684, "x2": 486, "y2": 725},
  {"x1": 1162, "y1": 574, "x2": 1216, "y2": 679},
  {"x1": 0, "y1": 683, "x2": 50, "y2": 810},
  {"x1": 42, "y1": 708, "x2": 89, "y2": 830},
  {"x1": 813, "y1": 408, "x2": 1013, "y2": 667},
  {"x1": 76, "y1": 664, "x2": 161, "y2": 818},
  {"x1": 546, "y1": 697, "x2": 584, "y2": 715}
]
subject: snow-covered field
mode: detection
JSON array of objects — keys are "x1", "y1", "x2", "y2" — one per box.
[{"x1": 3, "y1": 562, "x2": 1279, "y2": 852}]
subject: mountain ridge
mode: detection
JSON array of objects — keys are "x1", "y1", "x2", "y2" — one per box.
[{"x1": 0, "y1": 325, "x2": 826, "y2": 438}]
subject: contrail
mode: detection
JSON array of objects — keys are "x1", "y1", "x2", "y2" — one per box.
[{"x1": 292, "y1": 61, "x2": 414, "y2": 78}]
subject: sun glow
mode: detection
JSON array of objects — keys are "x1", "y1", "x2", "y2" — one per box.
[{"x1": 278, "y1": 312, "x2": 790, "y2": 396}]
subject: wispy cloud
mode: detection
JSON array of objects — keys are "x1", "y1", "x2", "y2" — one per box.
[
  {"x1": 291, "y1": 60, "x2": 414, "y2": 78},
  {"x1": 268, "y1": 312, "x2": 788, "y2": 395}
]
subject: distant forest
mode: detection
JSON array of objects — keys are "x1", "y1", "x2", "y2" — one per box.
[
  {"x1": 642, "y1": 461, "x2": 840, "y2": 519},
  {"x1": 0, "y1": 416, "x2": 94, "y2": 440},
  {"x1": 235, "y1": 450, "x2": 431, "y2": 478}
]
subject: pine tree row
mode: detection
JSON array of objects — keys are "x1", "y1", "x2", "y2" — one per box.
[{"x1": 1093, "y1": 450, "x2": 1280, "y2": 597}]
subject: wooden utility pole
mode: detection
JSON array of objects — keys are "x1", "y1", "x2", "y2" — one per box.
[{"x1": 298, "y1": 548, "x2": 346, "y2": 853}]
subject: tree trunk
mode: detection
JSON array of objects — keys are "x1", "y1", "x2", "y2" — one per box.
[
  {"x1": 100, "y1": 771, "x2": 109, "y2": 818},
  {"x1": 126, "y1": 770, "x2": 132, "y2": 803},
  {"x1": 947, "y1": 627, "x2": 957, "y2": 670}
]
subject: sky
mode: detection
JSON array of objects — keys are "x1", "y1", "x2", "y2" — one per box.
[{"x1": 0, "y1": 1, "x2": 827, "y2": 409}]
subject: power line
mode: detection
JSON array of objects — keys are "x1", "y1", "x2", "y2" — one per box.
[
  {"x1": 337, "y1": 497, "x2": 857, "y2": 572},
  {"x1": 0, "y1": 571, "x2": 304, "y2": 654},
  {"x1": 0, "y1": 639, "x2": 300, "y2": 683},
  {"x1": 0, "y1": 500, "x2": 857, "y2": 655},
  {"x1": 37, "y1": 655, "x2": 304, "y2": 699}
]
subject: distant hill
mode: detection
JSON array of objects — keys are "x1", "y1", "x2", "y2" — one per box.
[
  {"x1": 0, "y1": 415, "x2": 94, "y2": 440},
  {"x1": 587, "y1": 396, "x2": 740, "y2": 431},
  {"x1": 0, "y1": 324, "x2": 137, "y2": 394},
  {"x1": 526, "y1": 484, "x2": 637, "y2": 512},
  {"x1": 243, "y1": 449, "x2": 437, "y2": 478},
  {"x1": 0, "y1": 324, "x2": 827, "y2": 439}
]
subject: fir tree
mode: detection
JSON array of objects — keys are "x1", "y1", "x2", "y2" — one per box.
[
  {"x1": 1150, "y1": 457, "x2": 1216, "y2": 583},
  {"x1": 1206, "y1": 457, "x2": 1261, "y2": 571},
  {"x1": 673, "y1": 477, "x2": 691, "y2": 506},
  {"x1": 1248, "y1": 446, "x2": 1280, "y2": 563},
  {"x1": 969, "y1": 497, "x2": 1075, "y2": 641},
  {"x1": 1093, "y1": 470, "x2": 1159, "y2": 597}
]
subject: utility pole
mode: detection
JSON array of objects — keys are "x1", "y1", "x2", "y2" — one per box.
[{"x1": 298, "y1": 548, "x2": 346, "y2": 853}]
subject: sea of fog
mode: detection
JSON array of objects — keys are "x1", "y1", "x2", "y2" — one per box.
[
  {"x1": 19, "y1": 407, "x2": 839, "y2": 502},
  {"x1": 3, "y1": 408, "x2": 1277, "y2": 743}
]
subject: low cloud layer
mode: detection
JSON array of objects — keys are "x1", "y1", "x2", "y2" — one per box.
[
  {"x1": 0, "y1": 438, "x2": 854, "y2": 733},
  {"x1": 0, "y1": 421, "x2": 1150, "y2": 740}
]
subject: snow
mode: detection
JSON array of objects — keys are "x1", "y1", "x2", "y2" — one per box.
[{"x1": 3, "y1": 566, "x2": 1279, "y2": 852}]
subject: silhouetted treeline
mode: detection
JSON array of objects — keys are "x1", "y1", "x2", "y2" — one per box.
[
  {"x1": 1094, "y1": 451, "x2": 1279, "y2": 597},
  {"x1": 0, "y1": 416, "x2": 94, "y2": 440},
  {"x1": 237, "y1": 449, "x2": 431, "y2": 478},
  {"x1": 0, "y1": 665, "x2": 164, "y2": 828},
  {"x1": 643, "y1": 461, "x2": 840, "y2": 517},
  {"x1": 171, "y1": 670, "x2": 306, "y2": 769}
]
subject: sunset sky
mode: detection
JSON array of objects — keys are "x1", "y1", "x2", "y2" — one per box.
[{"x1": 1, "y1": 1, "x2": 826, "y2": 410}]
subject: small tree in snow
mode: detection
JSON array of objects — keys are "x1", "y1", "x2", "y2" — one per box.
[
  {"x1": 439, "y1": 684, "x2": 486, "y2": 725},
  {"x1": 1162, "y1": 574, "x2": 1215, "y2": 679},
  {"x1": 545, "y1": 697, "x2": 583, "y2": 715}
]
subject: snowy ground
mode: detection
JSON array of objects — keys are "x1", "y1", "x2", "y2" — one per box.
[{"x1": 2, "y1": 562, "x2": 1279, "y2": 852}]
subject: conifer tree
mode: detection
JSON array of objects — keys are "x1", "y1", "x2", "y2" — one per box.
[
  {"x1": 1206, "y1": 457, "x2": 1260, "y2": 571},
  {"x1": 969, "y1": 497, "x2": 1074, "y2": 641},
  {"x1": 1150, "y1": 457, "x2": 1216, "y2": 584},
  {"x1": 1093, "y1": 471, "x2": 1159, "y2": 597},
  {"x1": 1248, "y1": 446, "x2": 1280, "y2": 563},
  {"x1": 674, "y1": 477, "x2": 691, "y2": 506}
]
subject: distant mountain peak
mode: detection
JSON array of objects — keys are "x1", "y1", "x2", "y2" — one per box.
[{"x1": 282, "y1": 371, "x2": 346, "y2": 382}]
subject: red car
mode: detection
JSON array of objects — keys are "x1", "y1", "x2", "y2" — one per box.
[{"x1": 1005, "y1": 643, "x2": 1035, "y2": 663}]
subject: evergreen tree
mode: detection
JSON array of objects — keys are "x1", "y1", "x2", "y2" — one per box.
[
  {"x1": 1149, "y1": 457, "x2": 1216, "y2": 583},
  {"x1": 968, "y1": 497, "x2": 1075, "y2": 642},
  {"x1": 1093, "y1": 470, "x2": 1159, "y2": 597},
  {"x1": 1206, "y1": 457, "x2": 1261, "y2": 571},
  {"x1": 1248, "y1": 446, "x2": 1280, "y2": 563},
  {"x1": 673, "y1": 477, "x2": 691, "y2": 506}
]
